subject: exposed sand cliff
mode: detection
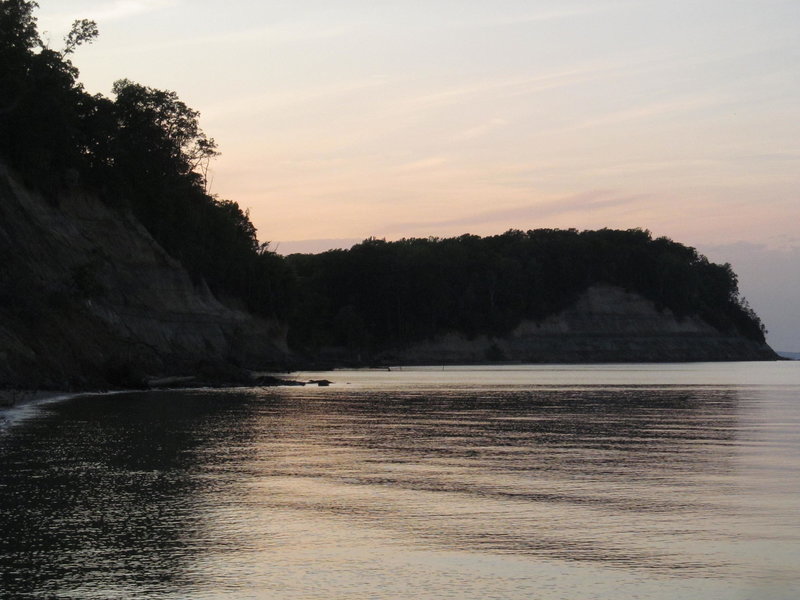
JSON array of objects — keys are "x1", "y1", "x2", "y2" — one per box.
[
  {"x1": 384, "y1": 285, "x2": 777, "y2": 364},
  {"x1": 0, "y1": 162, "x2": 777, "y2": 387},
  {"x1": 0, "y1": 164, "x2": 288, "y2": 389}
]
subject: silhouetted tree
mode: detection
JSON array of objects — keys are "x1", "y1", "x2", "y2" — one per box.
[
  {"x1": 0, "y1": 1, "x2": 289, "y2": 320},
  {"x1": 61, "y1": 18, "x2": 98, "y2": 56},
  {"x1": 286, "y1": 229, "x2": 768, "y2": 355}
]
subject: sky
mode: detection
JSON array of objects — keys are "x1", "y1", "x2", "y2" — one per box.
[{"x1": 35, "y1": 0, "x2": 799, "y2": 350}]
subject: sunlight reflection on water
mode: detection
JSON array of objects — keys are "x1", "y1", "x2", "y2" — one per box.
[{"x1": 1, "y1": 362, "x2": 799, "y2": 599}]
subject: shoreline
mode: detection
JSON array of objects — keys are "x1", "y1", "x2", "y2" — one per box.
[
  {"x1": 2, "y1": 355, "x2": 791, "y2": 406},
  {"x1": 0, "y1": 373, "x2": 324, "y2": 413},
  {"x1": 3, "y1": 361, "x2": 796, "y2": 430},
  {"x1": 0, "y1": 390, "x2": 90, "y2": 433},
  {"x1": 0, "y1": 390, "x2": 76, "y2": 410}
]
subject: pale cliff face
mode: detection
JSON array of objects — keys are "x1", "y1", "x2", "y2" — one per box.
[
  {"x1": 385, "y1": 284, "x2": 776, "y2": 365},
  {"x1": 512, "y1": 285, "x2": 718, "y2": 337},
  {"x1": 0, "y1": 164, "x2": 287, "y2": 389}
]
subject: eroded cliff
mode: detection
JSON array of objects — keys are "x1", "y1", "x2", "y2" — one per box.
[
  {"x1": 383, "y1": 284, "x2": 777, "y2": 364},
  {"x1": 0, "y1": 164, "x2": 288, "y2": 389}
]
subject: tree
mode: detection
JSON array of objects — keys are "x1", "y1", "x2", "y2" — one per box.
[
  {"x1": 0, "y1": 0, "x2": 39, "y2": 60},
  {"x1": 0, "y1": 1, "x2": 99, "y2": 188},
  {"x1": 285, "y1": 228, "x2": 769, "y2": 353},
  {"x1": 0, "y1": 0, "x2": 40, "y2": 137},
  {"x1": 61, "y1": 18, "x2": 97, "y2": 56},
  {"x1": 110, "y1": 79, "x2": 218, "y2": 189},
  {"x1": 0, "y1": 0, "x2": 294, "y2": 322}
]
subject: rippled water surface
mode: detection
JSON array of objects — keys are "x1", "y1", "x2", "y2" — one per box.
[{"x1": 2, "y1": 362, "x2": 799, "y2": 599}]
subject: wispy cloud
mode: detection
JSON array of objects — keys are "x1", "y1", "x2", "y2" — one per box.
[
  {"x1": 81, "y1": 0, "x2": 178, "y2": 22},
  {"x1": 109, "y1": 18, "x2": 360, "y2": 55},
  {"x1": 188, "y1": 20, "x2": 359, "y2": 47},
  {"x1": 569, "y1": 95, "x2": 728, "y2": 131},
  {"x1": 452, "y1": 118, "x2": 508, "y2": 141},
  {"x1": 584, "y1": 158, "x2": 723, "y2": 177},
  {"x1": 400, "y1": 65, "x2": 608, "y2": 112},
  {"x1": 392, "y1": 156, "x2": 450, "y2": 172},
  {"x1": 37, "y1": 0, "x2": 179, "y2": 37},
  {"x1": 393, "y1": 49, "x2": 676, "y2": 119},
  {"x1": 450, "y1": 2, "x2": 634, "y2": 30},
  {"x1": 202, "y1": 78, "x2": 388, "y2": 120},
  {"x1": 385, "y1": 190, "x2": 645, "y2": 234}
]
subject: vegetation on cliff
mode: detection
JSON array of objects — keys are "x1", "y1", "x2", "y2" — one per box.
[
  {"x1": 285, "y1": 230, "x2": 767, "y2": 356},
  {"x1": 0, "y1": 0, "x2": 291, "y2": 320},
  {"x1": 1, "y1": 1, "x2": 770, "y2": 372}
]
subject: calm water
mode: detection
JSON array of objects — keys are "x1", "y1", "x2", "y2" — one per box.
[{"x1": 1, "y1": 362, "x2": 799, "y2": 599}]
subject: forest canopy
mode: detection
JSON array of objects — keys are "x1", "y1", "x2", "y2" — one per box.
[
  {"x1": 285, "y1": 229, "x2": 767, "y2": 355},
  {"x1": 0, "y1": 1, "x2": 767, "y2": 360},
  {"x1": 0, "y1": 0, "x2": 290, "y2": 317}
]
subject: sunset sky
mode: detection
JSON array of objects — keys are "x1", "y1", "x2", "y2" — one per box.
[{"x1": 35, "y1": 0, "x2": 800, "y2": 350}]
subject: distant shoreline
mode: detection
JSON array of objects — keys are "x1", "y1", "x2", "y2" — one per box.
[
  {"x1": 2, "y1": 356, "x2": 791, "y2": 407},
  {"x1": 0, "y1": 390, "x2": 74, "y2": 410}
]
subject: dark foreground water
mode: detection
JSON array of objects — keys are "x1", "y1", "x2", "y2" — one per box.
[{"x1": 1, "y1": 363, "x2": 799, "y2": 599}]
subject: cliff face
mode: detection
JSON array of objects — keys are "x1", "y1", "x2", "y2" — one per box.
[
  {"x1": 385, "y1": 285, "x2": 777, "y2": 364},
  {"x1": 0, "y1": 164, "x2": 287, "y2": 389},
  {"x1": 0, "y1": 163, "x2": 778, "y2": 385}
]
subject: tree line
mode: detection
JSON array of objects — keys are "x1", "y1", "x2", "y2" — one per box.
[
  {"x1": 1, "y1": 1, "x2": 767, "y2": 360},
  {"x1": 0, "y1": 0, "x2": 291, "y2": 319},
  {"x1": 285, "y1": 230, "x2": 767, "y2": 356}
]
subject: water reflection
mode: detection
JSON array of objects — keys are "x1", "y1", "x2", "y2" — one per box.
[
  {"x1": 0, "y1": 392, "x2": 251, "y2": 598},
  {"x1": 227, "y1": 388, "x2": 743, "y2": 571},
  {"x1": 1, "y1": 376, "x2": 799, "y2": 599}
]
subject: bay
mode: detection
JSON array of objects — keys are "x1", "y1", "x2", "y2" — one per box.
[{"x1": 1, "y1": 362, "x2": 799, "y2": 599}]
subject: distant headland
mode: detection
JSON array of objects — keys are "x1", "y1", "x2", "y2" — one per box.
[{"x1": 0, "y1": 2, "x2": 777, "y2": 391}]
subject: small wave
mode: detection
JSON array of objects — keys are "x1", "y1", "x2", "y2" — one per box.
[
  {"x1": 0, "y1": 390, "x2": 132, "y2": 434},
  {"x1": 0, "y1": 392, "x2": 79, "y2": 433}
]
